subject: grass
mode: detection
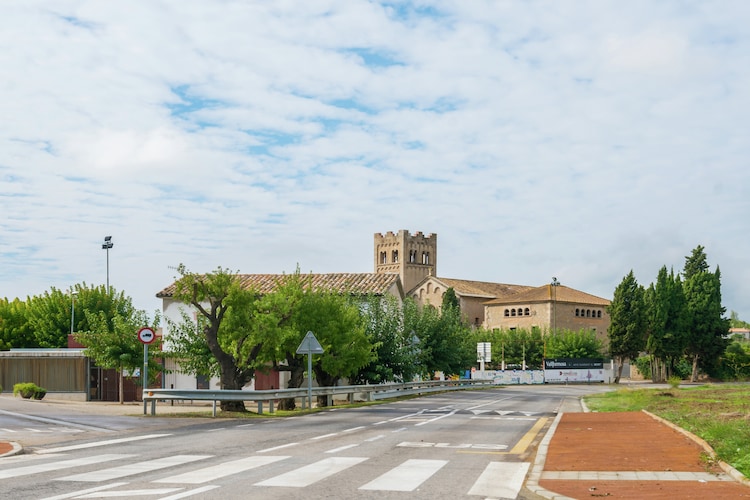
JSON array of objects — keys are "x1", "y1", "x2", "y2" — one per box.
[{"x1": 584, "y1": 384, "x2": 750, "y2": 478}]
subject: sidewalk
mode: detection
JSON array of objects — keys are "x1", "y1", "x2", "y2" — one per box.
[{"x1": 526, "y1": 410, "x2": 750, "y2": 499}]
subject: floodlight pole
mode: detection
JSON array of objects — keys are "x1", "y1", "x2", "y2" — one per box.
[{"x1": 102, "y1": 236, "x2": 113, "y2": 293}]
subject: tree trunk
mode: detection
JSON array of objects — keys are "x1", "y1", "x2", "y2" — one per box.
[
  {"x1": 278, "y1": 364, "x2": 306, "y2": 410},
  {"x1": 217, "y1": 363, "x2": 249, "y2": 412},
  {"x1": 613, "y1": 356, "x2": 624, "y2": 384},
  {"x1": 690, "y1": 354, "x2": 700, "y2": 382}
]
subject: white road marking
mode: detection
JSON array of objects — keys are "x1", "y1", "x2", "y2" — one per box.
[
  {"x1": 325, "y1": 444, "x2": 359, "y2": 453},
  {"x1": 59, "y1": 455, "x2": 211, "y2": 482},
  {"x1": 40, "y1": 482, "x2": 129, "y2": 500},
  {"x1": 37, "y1": 434, "x2": 172, "y2": 454},
  {"x1": 359, "y1": 459, "x2": 447, "y2": 491},
  {"x1": 468, "y1": 461, "x2": 530, "y2": 497},
  {"x1": 254, "y1": 456, "x2": 368, "y2": 487},
  {"x1": 75, "y1": 488, "x2": 183, "y2": 497},
  {"x1": 158, "y1": 485, "x2": 221, "y2": 499},
  {"x1": 416, "y1": 409, "x2": 458, "y2": 426},
  {"x1": 257, "y1": 442, "x2": 298, "y2": 453},
  {"x1": 0, "y1": 454, "x2": 133, "y2": 480},
  {"x1": 154, "y1": 456, "x2": 289, "y2": 484}
]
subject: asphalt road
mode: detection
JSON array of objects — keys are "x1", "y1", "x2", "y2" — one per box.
[{"x1": 1, "y1": 385, "x2": 611, "y2": 499}]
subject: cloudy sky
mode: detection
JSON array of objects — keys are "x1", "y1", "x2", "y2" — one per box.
[{"x1": 2, "y1": 1, "x2": 749, "y2": 322}]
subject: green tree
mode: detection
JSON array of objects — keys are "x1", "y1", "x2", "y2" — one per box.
[
  {"x1": 545, "y1": 328, "x2": 604, "y2": 359},
  {"x1": 75, "y1": 309, "x2": 160, "y2": 404},
  {"x1": 608, "y1": 271, "x2": 646, "y2": 383},
  {"x1": 353, "y1": 294, "x2": 422, "y2": 385},
  {"x1": 170, "y1": 265, "x2": 264, "y2": 411},
  {"x1": 729, "y1": 311, "x2": 750, "y2": 329},
  {"x1": 26, "y1": 284, "x2": 134, "y2": 348},
  {"x1": 644, "y1": 267, "x2": 688, "y2": 381},
  {"x1": 0, "y1": 298, "x2": 36, "y2": 349},
  {"x1": 404, "y1": 299, "x2": 474, "y2": 378},
  {"x1": 683, "y1": 245, "x2": 709, "y2": 280},
  {"x1": 298, "y1": 291, "x2": 373, "y2": 406},
  {"x1": 683, "y1": 263, "x2": 730, "y2": 381}
]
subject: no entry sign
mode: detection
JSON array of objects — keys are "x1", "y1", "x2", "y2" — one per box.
[{"x1": 137, "y1": 327, "x2": 156, "y2": 344}]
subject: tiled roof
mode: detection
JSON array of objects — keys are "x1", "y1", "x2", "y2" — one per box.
[
  {"x1": 435, "y1": 277, "x2": 533, "y2": 299},
  {"x1": 484, "y1": 284, "x2": 610, "y2": 306},
  {"x1": 156, "y1": 272, "x2": 401, "y2": 298}
]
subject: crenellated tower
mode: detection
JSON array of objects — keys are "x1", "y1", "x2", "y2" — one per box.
[{"x1": 374, "y1": 230, "x2": 437, "y2": 293}]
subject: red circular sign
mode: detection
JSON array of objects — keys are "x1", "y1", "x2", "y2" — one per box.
[{"x1": 137, "y1": 327, "x2": 156, "y2": 344}]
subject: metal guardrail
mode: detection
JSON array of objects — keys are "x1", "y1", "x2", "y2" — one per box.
[{"x1": 142, "y1": 379, "x2": 494, "y2": 416}]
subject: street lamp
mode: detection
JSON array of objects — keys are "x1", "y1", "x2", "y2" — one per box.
[
  {"x1": 70, "y1": 289, "x2": 78, "y2": 336},
  {"x1": 102, "y1": 236, "x2": 113, "y2": 293},
  {"x1": 551, "y1": 277, "x2": 560, "y2": 334}
]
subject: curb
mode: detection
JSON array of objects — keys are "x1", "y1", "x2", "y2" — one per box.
[
  {"x1": 642, "y1": 409, "x2": 750, "y2": 488},
  {"x1": 0, "y1": 442, "x2": 23, "y2": 458}
]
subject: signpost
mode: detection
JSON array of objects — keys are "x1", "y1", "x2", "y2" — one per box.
[
  {"x1": 138, "y1": 327, "x2": 156, "y2": 414},
  {"x1": 296, "y1": 331, "x2": 324, "y2": 410},
  {"x1": 477, "y1": 342, "x2": 491, "y2": 371}
]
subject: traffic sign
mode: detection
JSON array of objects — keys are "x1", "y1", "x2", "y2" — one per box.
[
  {"x1": 137, "y1": 327, "x2": 156, "y2": 344},
  {"x1": 296, "y1": 331, "x2": 324, "y2": 354}
]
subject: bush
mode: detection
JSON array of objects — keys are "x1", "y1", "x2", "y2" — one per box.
[{"x1": 13, "y1": 382, "x2": 46, "y2": 400}]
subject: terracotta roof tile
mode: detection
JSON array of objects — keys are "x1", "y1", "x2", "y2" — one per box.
[
  {"x1": 484, "y1": 284, "x2": 610, "y2": 306},
  {"x1": 156, "y1": 272, "x2": 401, "y2": 298},
  {"x1": 435, "y1": 277, "x2": 533, "y2": 299}
]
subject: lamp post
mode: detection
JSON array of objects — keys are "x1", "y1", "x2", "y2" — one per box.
[
  {"x1": 70, "y1": 289, "x2": 78, "y2": 336},
  {"x1": 551, "y1": 277, "x2": 560, "y2": 334},
  {"x1": 102, "y1": 236, "x2": 113, "y2": 293}
]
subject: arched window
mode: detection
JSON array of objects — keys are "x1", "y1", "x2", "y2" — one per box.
[
  {"x1": 392, "y1": 250, "x2": 398, "y2": 263},
  {"x1": 524, "y1": 308, "x2": 530, "y2": 316},
  {"x1": 422, "y1": 252, "x2": 430, "y2": 265},
  {"x1": 511, "y1": 309, "x2": 516, "y2": 317},
  {"x1": 504, "y1": 309, "x2": 510, "y2": 317},
  {"x1": 597, "y1": 310, "x2": 602, "y2": 318},
  {"x1": 380, "y1": 251, "x2": 387, "y2": 264},
  {"x1": 586, "y1": 309, "x2": 591, "y2": 318},
  {"x1": 575, "y1": 309, "x2": 580, "y2": 317}
]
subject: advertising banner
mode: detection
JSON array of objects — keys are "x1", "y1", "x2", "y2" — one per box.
[{"x1": 543, "y1": 358, "x2": 605, "y2": 383}]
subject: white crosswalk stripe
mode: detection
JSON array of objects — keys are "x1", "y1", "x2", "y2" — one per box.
[
  {"x1": 468, "y1": 461, "x2": 530, "y2": 497},
  {"x1": 58, "y1": 455, "x2": 212, "y2": 482},
  {"x1": 359, "y1": 458, "x2": 447, "y2": 492},
  {"x1": 253, "y1": 456, "x2": 368, "y2": 487},
  {"x1": 0, "y1": 454, "x2": 133, "y2": 480},
  {"x1": 2, "y1": 451, "x2": 531, "y2": 498},
  {"x1": 154, "y1": 455, "x2": 289, "y2": 484}
]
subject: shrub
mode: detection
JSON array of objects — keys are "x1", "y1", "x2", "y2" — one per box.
[
  {"x1": 13, "y1": 382, "x2": 46, "y2": 400},
  {"x1": 667, "y1": 375, "x2": 681, "y2": 389}
]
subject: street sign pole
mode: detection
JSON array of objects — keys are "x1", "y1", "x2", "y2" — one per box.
[
  {"x1": 137, "y1": 327, "x2": 156, "y2": 415},
  {"x1": 296, "y1": 331, "x2": 324, "y2": 410}
]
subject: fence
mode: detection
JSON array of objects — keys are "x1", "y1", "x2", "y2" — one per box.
[{"x1": 142, "y1": 378, "x2": 494, "y2": 416}]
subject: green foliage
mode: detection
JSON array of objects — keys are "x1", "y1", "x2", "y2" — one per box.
[
  {"x1": 545, "y1": 328, "x2": 604, "y2": 359},
  {"x1": 403, "y1": 298, "x2": 474, "y2": 377},
  {"x1": 353, "y1": 295, "x2": 421, "y2": 384},
  {"x1": 682, "y1": 263, "x2": 730, "y2": 380},
  {"x1": 75, "y1": 308, "x2": 161, "y2": 385},
  {"x1": 0, "y1": 297, "x2": 36, "y2": 349},
  {"x1": 644, "y1": 266, "x2": 688, "y2": 381},
  {"x1": 729, "y1": 311, "x2": 750, "y2": 329},
  {"x1": 607, "y1": 270, "x2": 646, "y2": 382},
  {"x1": 13, "y1": 382, "x2": 46, "y2": 399},
  {"x1": 476, "y1": 327, "x2": 545, "y2": 369}
]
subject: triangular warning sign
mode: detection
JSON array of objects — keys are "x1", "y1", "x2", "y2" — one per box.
[{"x1": 296, "y1": 331, "x2": 324, "y2": 354}]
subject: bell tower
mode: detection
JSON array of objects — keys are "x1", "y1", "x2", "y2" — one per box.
[{"x1": 374, "y1": 230, "x2": 437, "y2": 293}]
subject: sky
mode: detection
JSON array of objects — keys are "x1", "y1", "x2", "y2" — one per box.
[{"x1": 2, "y1": 1, "x2": 749, "y2": 322}]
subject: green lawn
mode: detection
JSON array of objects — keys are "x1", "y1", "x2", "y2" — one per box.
[{"x1": 584, "y1": 384, "x2": 750, "y2": 478}]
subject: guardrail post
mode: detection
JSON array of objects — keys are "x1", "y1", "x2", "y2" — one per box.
[
  {"x1": 326, "y1": 394, "x2": 332, "y2": 407},
  {"x1": 150, "y1": 399, "x2": 156, "y2": 416},
  {"x1": 269, "y1": 399, "x2": 274, "y2": 413},
  {"x1": 212, "y1": 400, "x2": 217, "y2": 417},
  {"x1": 258, "y1": 401, "x2": 263, "y2": 414}
]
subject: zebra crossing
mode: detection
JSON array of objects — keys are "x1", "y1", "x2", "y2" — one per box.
[{"x1": 1, "y1": 451, "x2": 530, "y2": 498}]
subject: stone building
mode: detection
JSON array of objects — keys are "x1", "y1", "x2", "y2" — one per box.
[{"x1": 373, "y1": 229, "x2": 611, "y2": 340}]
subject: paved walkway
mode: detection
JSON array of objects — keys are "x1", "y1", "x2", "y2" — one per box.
[{"x1": 526, "y1": 411, "x2": 750, "y2": 499}]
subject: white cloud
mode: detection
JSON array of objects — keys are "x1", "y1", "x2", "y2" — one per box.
[{"x1": 1, "y1": 0, "x2": 749, "y2": 324}]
